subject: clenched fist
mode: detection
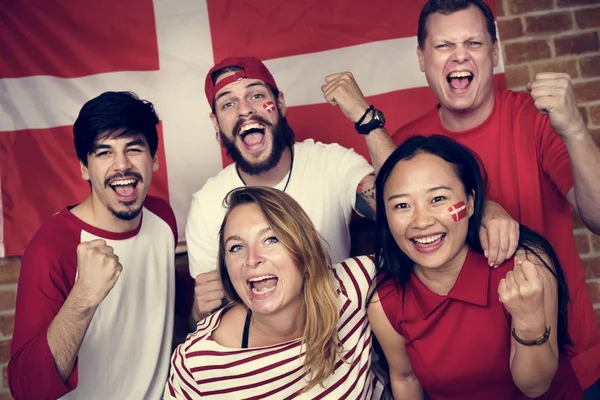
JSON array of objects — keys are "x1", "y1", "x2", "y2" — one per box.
[
  {"x1": 192, "y1": 270, "x2": 225, "y2": 322},
  {"x1": 498, "y1": 259, "x2": 546, "y2": 327},
  {"x1": 321, "y1": 72, "x2": 370, "y2": 123},
  {"x1": 74, "y1": 239, "x2": 123, "y2": 307},
  {"x1": 527, "y1": 72, "x2": 586, "y2": 139}
]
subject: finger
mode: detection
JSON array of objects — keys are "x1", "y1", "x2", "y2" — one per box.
[
  {"x1": 506, "y1": 270, "x2": 518, "y2": 289},
  {"x1": 520, "y1": 261, "x2": 540, "y2": 281},
  {"x1": 494, "y1": 222, "x2": 511, "y2": 266},
  {"x1": 498, "y1": 278, "x2": 507, "y2": 301},
  {"x1": 512, "y1": 263, "x2": 527, "y2": 284},
  {"x1": 526, "y1": 81, "x2": 533, "y2": 91},
  {"x1": 507, "y1": 224, "x2": 519, "y2": 260},
  {"x1": 486, "y1": 226, "x2": 501, "y2": 266},
  {"x1": 195, "y1": 270, "x2": 221, "y2": 284},
  {"x1": 533, "y1": 72, "x2": 571, "y2": 81},
  {"x1": 530, "y1": 86, "x2": 567, "y2": 99},
  {"x1": 324, "y1": 72, "x2": 345, "y2": 83},
  {"x1": 196, "y1": 289, "x2": 225, "y2": 302},
  {"x1": 96, "y1": 245, "x2": 115, "y2": 254},
  {"x1": 83, "y1": 239, "x2": 108, "y2": 248},
  {"x1": 479, "y1": 227, "x2": 489, "y2": 258}
]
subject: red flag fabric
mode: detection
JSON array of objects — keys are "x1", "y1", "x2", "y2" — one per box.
[{"x1": 0, "y1": 0, "x2": 502, "y2": 256}]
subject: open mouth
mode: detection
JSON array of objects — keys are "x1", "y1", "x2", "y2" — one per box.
[
  {"x1": 239, "y1": 123, "x2": 266, "y2": 147},
  {"x1": 109, "y1": 177, "x2": 139, "y2": 200},
  {"x1": 411, "y1": 233, "x2": 446, "y2": 247},
  {"x1": 247, "y1": 274, "x2": 278, "y2": 295},
  {"x1": 447, "y1": 71, "x2": 473, "y2": 90}
]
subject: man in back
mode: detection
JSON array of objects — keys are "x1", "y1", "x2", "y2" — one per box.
[
  {"x1": 9, "y1": 91, "x2": 177, "y2": 399},
  {"x1": 389, "y1": 0, "x2": 600, "y2": 393}
]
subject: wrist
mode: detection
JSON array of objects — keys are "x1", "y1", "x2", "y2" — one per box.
[
  {"x1": 512, "y1": 318, "x2": 547, "y2": 340},
  {"x1": 70, "y1": 282, "x2": 102, "y2": 310}
]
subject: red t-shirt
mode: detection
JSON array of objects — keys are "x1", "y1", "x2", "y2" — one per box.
[
  {"x1": 392, "y1": 90, "x2": 600, "y2": 388},
  {"x1": 378, "y1": 250, "x2": 582, "y2": 399}
]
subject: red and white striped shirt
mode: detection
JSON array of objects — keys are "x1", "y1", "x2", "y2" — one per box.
[{"x1": 165, "y1": 256, "x2": 386, "y2": 399}]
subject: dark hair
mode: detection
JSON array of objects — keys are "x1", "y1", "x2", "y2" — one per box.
[
  {"x1": 373, "y1": 135, "x2": 572, "y2": 353},
  {"x1": 73, "y1": 91, "x2": 159, "y2": 166},
  {"x1": 417, "y1": 0, "x2": 498, "y2": 48},
  {"x1": 210, "y1": 66, "x2": 280, "y2": 113}
]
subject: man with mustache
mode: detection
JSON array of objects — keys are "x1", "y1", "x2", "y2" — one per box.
[
  {"x1": 9, "y1": 92, "x2": 177, "y2": 399},
  {"x1": 186, "y1": 57, "x2": 396, "y2": 322}
]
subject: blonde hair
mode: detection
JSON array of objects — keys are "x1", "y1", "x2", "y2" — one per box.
[{"x1": 218, "y1": 187, "x2": 341, "y2": 390}]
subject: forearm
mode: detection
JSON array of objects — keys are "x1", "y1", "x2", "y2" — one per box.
[
  {"x1": 364, "y1": 127, "x2": 397, "y2": 173},
  {"x1": 391, "y1": 376, "x2": 424, "y2": 400},
  {"x1": 564, "y1": 128, "x2": 600, "y2": 233},
  {"x1": 510, "y1": 324, "x2": 558, "y2": 397},
  {"x1": 47, "y1": 286, "x2": 97, "y2": 382}
]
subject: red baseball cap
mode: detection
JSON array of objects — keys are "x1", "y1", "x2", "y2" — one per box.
[{"x1": 204, "y1": 57, "x2": 279, "y2": 107}]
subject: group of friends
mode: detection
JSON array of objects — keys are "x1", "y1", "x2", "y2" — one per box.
[{"x1": 8, "y1": 0, "x2": 600, "y2": 399}]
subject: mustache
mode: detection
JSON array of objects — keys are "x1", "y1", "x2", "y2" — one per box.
[
  {"x1": 233, "y1": 115, "x2": 273, "y2": 137},
  {"x1": 104, "y1": 171, "x2": 144, "y2": 187}
]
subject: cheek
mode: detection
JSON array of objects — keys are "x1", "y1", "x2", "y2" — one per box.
[{"x1": 447, "y1": 201, "x2": 468, "y2": 223}]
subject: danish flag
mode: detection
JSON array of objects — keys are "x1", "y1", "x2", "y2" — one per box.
[
  {"x1": 0, "y1": 0, "x2": 502, "y2": 256},
  {"x1": 448, "y1": 201, "x2": 468, "y2": 222},
  {"x1": 263, "y1": 101, "x2": 276, "y2": 113}
]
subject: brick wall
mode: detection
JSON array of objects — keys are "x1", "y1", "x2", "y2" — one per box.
[{"x1": 496, "y1": 0, "x2": 600, "y2": 326}]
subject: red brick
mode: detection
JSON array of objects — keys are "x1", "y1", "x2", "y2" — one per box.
[
  {"x1": 583, "y1": 256, "x2": 600, "y2": 279},
  {"x1": 573, "y1": 79, "x2": 600, "y2": 103},
  {"x1": 498, "y1": 18, "x2": 524, "y2": 40},
  {"x1": 591, "y1": 234, "x2": 600, "y2": 252},
  {"x1": 509, "y1": 0, "x2": 553, "y2": 15},
  {"x1": 575, "y1": 233, "x2": 591, "y2": 254},
  {"x1": 0, "y1": 261, "x2": 19, "y2": 286},
  {"x1": 531, "y1": 59, "x2": 579, "y2": 78},
  {"x1": 0, "y1": 292, "x2": 15, "y2": 313},
  {"x1": 555, "y1": 32, "x2": 600, "y2": 56},
  {"x1": 559, "y1": 0, "x2": 600, "y2": 6},
  {"x1": 590, "y1": 105, "x2": 600, "y2": 126},
  {"x1": 504, "y1": 40, "x2": 551, "y2": 64},
  {"x1": 0, "y1": 316, "x2": 14, "y2": 338},
  {"x1": 0, "y1": 341, "x2": 10, "y2": 364},
  {"x1": 504, "y1": 65, "x2": 531, "y2": 89},
  {"x1": 495, "y1": 0, "x2": 506, "y2": 17},
  {"x1": 575, "y1": 6, "x2": 600, "y2": 29},
  {"x1": 525, "y1": 12, "x2": 573, "y2": 35},
  {"x1": 2, "y1": 366, "x2": 6, "y2": 389},
  {"x1": 587, "y1": 281, "x2": 600, "y2": 304},
  {"x1": 580, "y1": 55, "x2": 600, "y2": 78}
]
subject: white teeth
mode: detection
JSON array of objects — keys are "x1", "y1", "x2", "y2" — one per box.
[
  {"x1": 448, "y1": 71, "x2": 473, "y2": 78},
  {"x1": 251, "y1": 286, "x2": 277, "y2": 295},
  {"x1": 111, "y1": 179, "x2": 136, "y2": 186},
  {"x1": 240, "y1": 123, "x2": 264, "y2": 134},
  {"x1": 248, "y1": 275, "x2": 277, "y2": 282},
  {"x1": 413, "y1": 233, "x2": 444, "y2": 244}
]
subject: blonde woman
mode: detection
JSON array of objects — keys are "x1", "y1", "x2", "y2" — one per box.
[{"x1": 165, "y1": 187, "x2": 386, "y2": 399}]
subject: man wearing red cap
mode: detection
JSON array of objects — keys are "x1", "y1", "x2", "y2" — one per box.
[{"x1": 186, "y1": 57, "x2": 396, "y2": 322}]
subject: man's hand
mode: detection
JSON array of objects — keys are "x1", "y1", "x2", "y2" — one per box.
[
  {"x1": 192, "y1": 270, "x2": 225, "y2": 322},
  {"x1": 73, "y1": 239, "x2": 122, "y2": 307},
  {"x1": 527, "y1": 72, "x2": 586, "y2": 140},
  {"x1": 321, "y1": 72, "x2": 370, "y2": 122},
  {"x1": 480, "y1": 200, "x2": 519, "y2": 267}
]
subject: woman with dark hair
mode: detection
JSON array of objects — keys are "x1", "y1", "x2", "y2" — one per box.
[
  {"x1": 166, "y1": 187, "x2": 387, "y2": 399},
  {"x1": 367, "y1": 135, "x2": 583, "y2": 399}
]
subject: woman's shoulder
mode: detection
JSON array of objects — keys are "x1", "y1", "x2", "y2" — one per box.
[{"x1": 210, "y1": 303, "x2": 246, "y2": 348}]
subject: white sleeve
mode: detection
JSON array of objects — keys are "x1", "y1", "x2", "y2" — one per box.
[
  {"x1": 324, "y1": 143, "x2": 374, "y2": 211},
  {"x1": 185, "y1": 191, "x2": 219, "y2": 278}
]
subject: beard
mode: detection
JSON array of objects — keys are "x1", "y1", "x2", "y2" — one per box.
[
  {"x1": 108, "y1": 202, "x2": 143, "y2": 221},
  {"x1": 219, "y1": 110, "x2": 295, "y2": 176}
]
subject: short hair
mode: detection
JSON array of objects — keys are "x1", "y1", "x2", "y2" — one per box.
[
  {"x1": 218, "y1": 186, "x2": 341, "y2": 390},
  {"x1": 417, "y1": 0, "x2": 498, "y2": 48},
  {"x1": 73, "y1": 91, "x2": 159, "y2": 166}
]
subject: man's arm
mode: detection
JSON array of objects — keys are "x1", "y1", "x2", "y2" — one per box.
[
  {"x1": 355, "y1": 172, "x2": 376, "y2": 220},
  {"x1": 529, "y1": 72, "x2": 600, "y2": 234}
]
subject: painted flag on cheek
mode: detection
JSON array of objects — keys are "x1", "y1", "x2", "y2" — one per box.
[{"x1": 448, "y1": 201, "x2": 468, "y2": 222}]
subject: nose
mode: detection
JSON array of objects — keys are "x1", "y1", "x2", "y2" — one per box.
[
  {"x1": 237, "y1": 98, "x2": 256, "y2": 118},
  {"x1": 452, "y1": 44, "x2": 469, "y2": 63},
  {"x1": 113, "y1": 150, "x2": 133, "y2": 171},
  {"x1": 411, "y1": 205, "x2": 436, "y2": 230},
  {"x1": 244, "y1": 245, "x2": 264, "y2": 268}
]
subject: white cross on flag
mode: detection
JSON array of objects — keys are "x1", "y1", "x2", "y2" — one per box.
[
  {"x1": 0, "y1": 0, "x2": 503, "y2": 256},
  {"x1": 448, "y1": 201, "x2": 468, "y2": 222}
]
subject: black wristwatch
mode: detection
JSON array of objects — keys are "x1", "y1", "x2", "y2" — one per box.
[{"x1": 355, "y1": 105, "x2": 385, "y2": 135}]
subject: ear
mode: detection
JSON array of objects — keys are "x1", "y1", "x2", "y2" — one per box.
[
  {"x1": 467, "y1": 190, "x2": 476, "y2": 218},
  {"x1": 80, "y1": 161, "x2": 90, "y2": 181},
  {"x1": 417, "y1": 46, "x2": 425, "y2": 72},
  {"x1": 152, "y1": 155, "x2": 159, "y2": 172},
  {"x1": 210, "y1": 112, "x2": 220, "y2": 133},
  {"x1": 492, "y1": 42, "x2": 499, "y2": 68},
  {"x1": 277, "y1": 92, "x2": 287, "y2": 117}
]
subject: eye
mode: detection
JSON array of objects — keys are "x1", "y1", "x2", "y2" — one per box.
[
  {"x1": 265, "y1": 236, "x2": 279, "y2": 245},
  {"x1": 436, "y1": 43, "x2": 450, "y2": 49},
  {"x1": 393, "y1": 202, "x2": 410, "y2": 210},
  {"x1": 94, "y1": 150, "x2": 111, "y2": 157},
  {"x1": 432, "y1": 195, "x2": 447, "y2": 203},
  {"x1": 467, "y1": 41, "x2": 482, "y2": 47},
  {"x1": 251, "y1": 93, "x2": 265, "y2": 100},
  {"x1": 127, "y1": 147, "x2": 143, "y2": 153},
  {"x1": 228, "y1": 243, "x2": 244, "y2": 253}
]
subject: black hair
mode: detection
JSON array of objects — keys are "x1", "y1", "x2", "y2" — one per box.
[
  {"x1": 373, "y1": 135, "x2": 572, "y2": 354},
  {"x1": 73, "y1": 91, "x2": 159, "y2": 166},
  {"x1": 417, "y1": 0, "x2": 498, "y2": 48}
]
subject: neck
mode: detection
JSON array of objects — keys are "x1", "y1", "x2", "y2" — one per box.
[
  {"x1": 438, "y1": 90, "x2": 495, "y2": 132},
  {"x1": 249, "y1": 303, "x2": 304, "y2": 346},
  {"x1": 238, "y1": 147, "x2": 293, "y2": 187},
  {"x1": 414, "y1": 245, "x2": 469, "y2": 296},
  {"x1": 71, "y1": 195, "x2": 140, "y2": 233}
]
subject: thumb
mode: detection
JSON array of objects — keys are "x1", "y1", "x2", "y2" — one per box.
[
  {"x1": 324, "y1": 72, "x2": 343, "y2": 83},
  {"x1": 525, "y1": 81, "x2": 533, "y2": 91}
]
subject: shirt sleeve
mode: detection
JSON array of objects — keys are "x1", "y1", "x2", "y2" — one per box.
[
  {"x1": 186, "y1": 191, "x2": 219, "y2": 278},
  {"x1": 8, "y1": 242, "x2": 78, "y2": 400},
  {"x1": 536, "y1": 113, "x2": 574, "y2": 197},
  {"x1": 164, "y1": 345, "x2": 202, "y2": 399}
]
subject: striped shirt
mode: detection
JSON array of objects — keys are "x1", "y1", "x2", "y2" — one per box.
[{"x1": 165, "y1": 256, "x2": 386, "y2": 399}]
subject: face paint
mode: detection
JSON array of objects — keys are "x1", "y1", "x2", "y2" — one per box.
[
  {"x1": 448, "y1": 201, "x2": 467, "y2": 222},
  {"x1": 263, "y1": 101, "x2": 275, "y2": 113}
]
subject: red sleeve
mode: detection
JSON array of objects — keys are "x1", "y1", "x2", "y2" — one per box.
[
  {"x1": 144, "y1": 195, "x2": 178, "y2": 246},
  {"x1": 8, "y1": 222, "x2": 79, "y2": 400},
  {"x1": 376, "y1": 275, "x2": 405, "y2": 337},
  {"x1": 536, "y1": 111, "x2": 574, "y2": 197}
]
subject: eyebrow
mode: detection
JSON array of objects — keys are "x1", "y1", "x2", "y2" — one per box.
[
  {"x1": 91, "y1": 137, "x2": 147, "y2": 152},
  {"x1": 224, "y1": 226, "x2": 272, "y2": 244},
  {"x1": 386, "y1": 185, "x2": 452, "y2": 202},
  {"x1": 214, "y1": 81, "x2": 269, "y2": 103}
]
